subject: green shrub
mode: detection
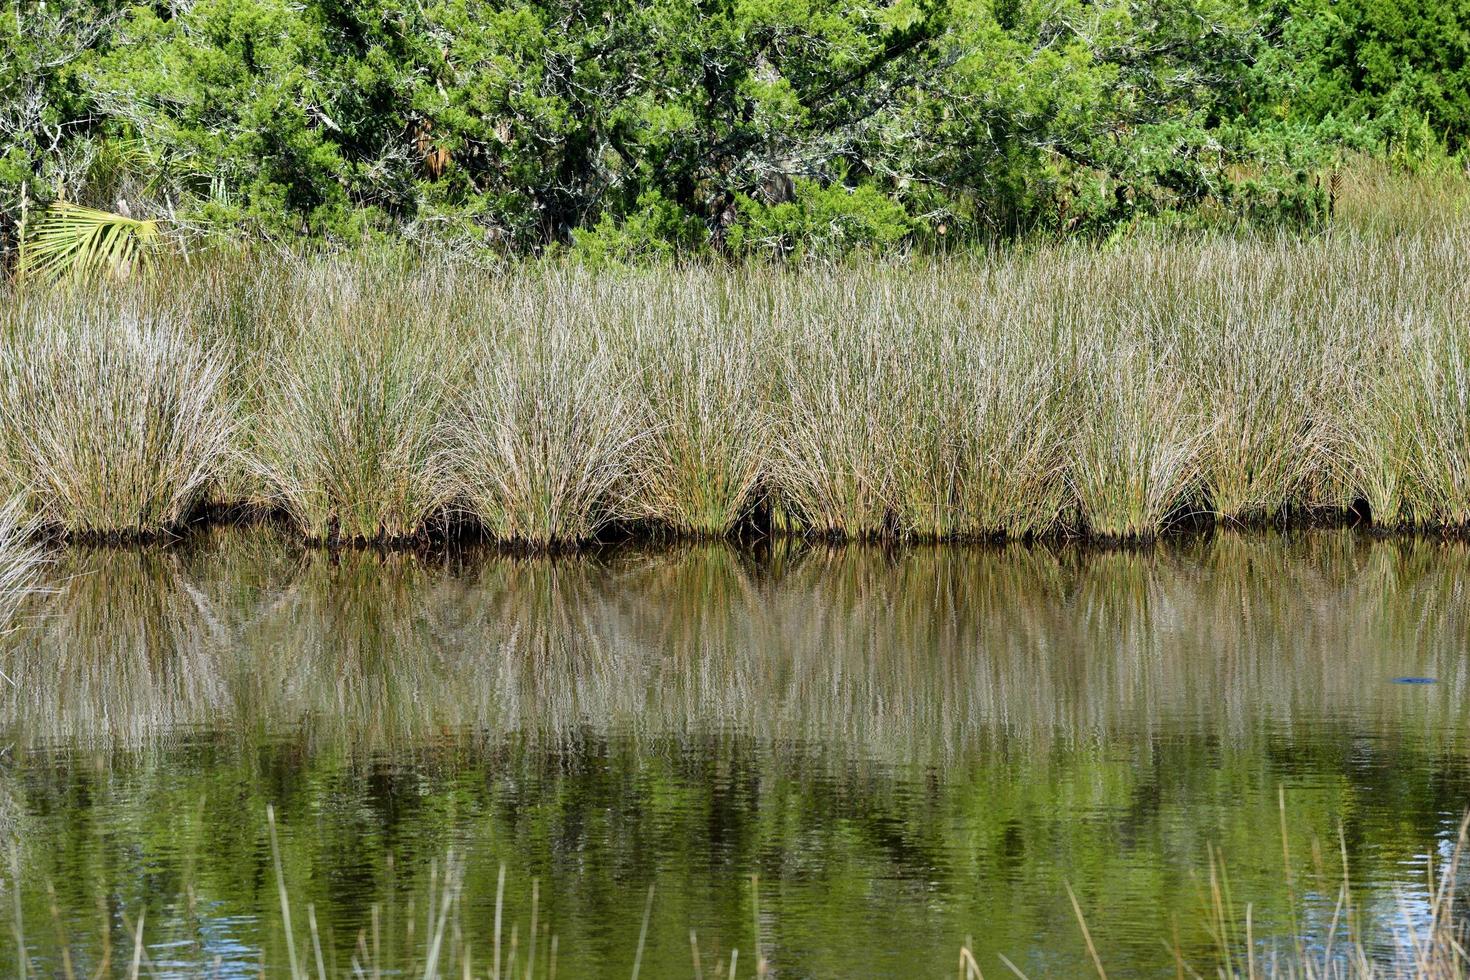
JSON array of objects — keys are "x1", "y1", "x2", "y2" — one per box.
[
  {"x1": 569, "y1": 192, "x2": 710, "y2": 264},
  {"x1": 728, "y1": 181, "x2": 915, "y2": 259},
  {"x1": 7, "y1": 0, "x2": 1415, "y2": 260}
]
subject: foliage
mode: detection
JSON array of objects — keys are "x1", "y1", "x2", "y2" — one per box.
[
  {"x1": 1262, "y1": 0, "x2": 1470, "y2": 157},
  {"x1": 0, "y1": 1, "x2": 125, "y2": 256},
  {"x1": 728, "y1": 180, "x2": 915, "y2": 258},
  {"x1": 8, "y1": 0, "x2": 1464, "y2": 259},
  {"x1": 569, "y1": 191, "x2": 711, "y2": 263},
  {"x1": 18, "y1": 202, "x2": 160, "y2": 282}
]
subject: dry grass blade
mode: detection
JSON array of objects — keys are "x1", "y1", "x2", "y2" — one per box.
[{"x1": 1066, "y1": 882, "x2": 1109, "y2": 979}]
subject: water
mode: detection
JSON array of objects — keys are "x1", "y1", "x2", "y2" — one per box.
[{"x1": 3, "y1": 529, "x2": 1470, "y2": 977}]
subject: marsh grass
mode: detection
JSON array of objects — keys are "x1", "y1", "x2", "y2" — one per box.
[
  {"x1": 248, "y1": 269, "x2": 458, "y2": 543},
  {"x1": 770, "y1": 307, "x2": 902, "y2": 538},
  {"x1": 1185, "y1": 308, "x2": 1330, "y2": 523},
  {"x1": 1331, "y1": 158, "x2": 1470, "y2": 238},
  {"x1": 450, "y1": 320, "x2": 648, "y2": 548},
  {"x1": 0, "y1": 311, "x2": 232, "y2": 538},
  {"x1": 1069, "y1": 342, "x2": 1202, "y2": 539},
  {"x1": 619, "y1": 286, "x2": 773, "y2": 538},
  {"x1": 1401, "y1": 329, "x2": 1470, "y2": 528},
  {"x1": 2, "y1": 223, "x2": 1470, "y2": 545},
  {"x1": 855, "y1": 265, "x2": 1072, "y2": 540}
]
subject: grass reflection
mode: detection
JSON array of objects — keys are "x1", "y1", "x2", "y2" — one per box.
[
  {"x1": 5, "y1": 530, "x2": 1470, "y2": 757},
  {"x1": 3, "y1": 531, "x2": 1470, "y2": 974}
]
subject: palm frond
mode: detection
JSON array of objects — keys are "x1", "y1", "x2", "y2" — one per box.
[{"x1": 18, "y1": 202, "x2": 160, "y2": 284}]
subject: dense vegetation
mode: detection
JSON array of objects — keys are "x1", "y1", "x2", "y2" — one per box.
[
  {"x1": 2, "y1": 190, "x2": 1469, "y2": 546},
  {"x1": 3, "y1": 0, "x2": 1467, "y2": 264}
]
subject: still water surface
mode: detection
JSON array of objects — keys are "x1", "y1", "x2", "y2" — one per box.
[{"x1": 3, "y1": 530, "x2": 1470, "y2": 976}]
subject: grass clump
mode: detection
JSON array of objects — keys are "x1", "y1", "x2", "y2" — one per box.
[
  {"x1": 882, "y1": 273, "x2": 1070, "y2": 540},
  {"x1": 770, "y1": 309, "x2": 901, "y2": 539},
  {"x1": 1399, "y1": 327, "x2": 1470, "y2": 529},
  {"x1": 620, "y1": 285, "x2": 772, "y2": 538},
  {"x1": 1069, "y1": 342, "x2": 1201, "y2": 540},
  {"x1": 248, "y1": 270, "x2": 456, "y2": 543},
  {"x1": 450, "y1": 320, "x2": 647, "y2": 549},
  {"x1": 1184, "y1": 300, "x2": 1330, "y2": 523},
  {"x1": 881, "y1": 326, "x2": 1069, "y2": 540},
  {"x1": 251, "y1": 322, "x2": 453, "y2": 543},
  {"x1": 0, "y1": 312, "x2": 232, "y2": 538}
]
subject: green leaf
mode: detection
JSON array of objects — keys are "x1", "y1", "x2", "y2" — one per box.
[{"x1": 17, "y1": 202, "x2": 161, "y2": 285}]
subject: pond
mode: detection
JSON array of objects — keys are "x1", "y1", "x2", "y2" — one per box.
[{"x1": 2, "y1": 529, "x2": 1469, "y2": 977}]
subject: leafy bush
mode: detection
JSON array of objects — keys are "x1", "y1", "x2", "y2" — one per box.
[
  {"x1": 570, "y1": 192, "x2": 710, "y2": 263},
  {"x1": 729, "y1": 181, "x2": 915, "y2": 258},
  {"x1": 1267, "y1": 0, "x2": 1470, "y2": 155}
]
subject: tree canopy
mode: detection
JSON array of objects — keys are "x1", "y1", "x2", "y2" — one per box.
[{"x1": 1, "y1": 0, "x2": 1464, "y2": 260}]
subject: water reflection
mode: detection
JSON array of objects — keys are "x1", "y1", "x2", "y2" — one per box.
[
  {"x1": 1, "y1": 531, "x2": 1469, "y2": 977},
  {"x1": 7, "y1": 530, "x2": 1470, "y2": 753}
]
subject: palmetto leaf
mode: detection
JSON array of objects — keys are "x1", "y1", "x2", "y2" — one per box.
[{"x1": 18, "y1": 202, "x2": 160, "y2": 284}]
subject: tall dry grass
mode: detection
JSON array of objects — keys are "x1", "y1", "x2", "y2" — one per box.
[
  {"x1": 450, "y1": 314, "x2": 647, "y2": 548},
  {"x1": 0, "y1": 219, "x2": 1468, "y2": 544},
  {"x1": 246, "y1": 264, "x2": 459, "y2": 542},
  {"x1": 0, "y1": 311, "x2": 232, "y2": 537},
  {"x1": 617, "y1": 277, "x2": 773, "y2": 537}
]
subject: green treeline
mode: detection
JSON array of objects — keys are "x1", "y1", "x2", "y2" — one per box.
[{"x1": 2, "y1": 0, "x2": 1467, "y2": 260}]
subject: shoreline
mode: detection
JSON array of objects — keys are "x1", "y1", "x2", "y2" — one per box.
[{"x1": 21, "y1": 501, "x2": 1460, "y2": 556}]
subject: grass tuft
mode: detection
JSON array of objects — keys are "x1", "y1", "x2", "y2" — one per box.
[
  {"x1": 247, "y1": 271, "x2": 456, "y2": 543},
  {"x1": 0, "y1": 312, "x2": 232, "y2": 537},
  {"x1": 449, "y1": 320, "x2": 647, "y2": 548}
]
